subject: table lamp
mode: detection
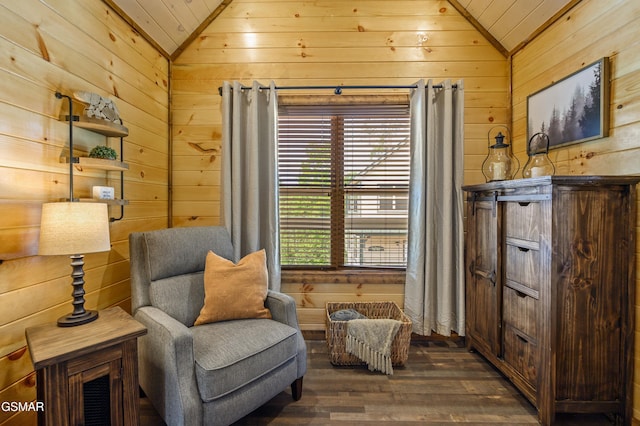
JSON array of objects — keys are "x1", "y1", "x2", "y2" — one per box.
[{"x1": 38, "y1": 202, "x2": 111, "y2": 327}]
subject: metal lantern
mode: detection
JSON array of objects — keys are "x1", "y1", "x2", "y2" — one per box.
[
  {"x1": 522, "y1": 132, "x2": 555, "y2": 178},
  {"x1": 481, "y1": 126, "x2": 519, "y2": 182}
]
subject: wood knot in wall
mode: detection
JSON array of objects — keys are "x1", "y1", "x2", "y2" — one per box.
[
  {"x1": 25, "y1": 372, "x2": 36, "y2": 388},
  {"x1": 188, "y1": 142, "x2": 219, "y2": 154},
  {"x1": 34, "y1": 25, "x2": 50, "y2": 62},
  {"x1": 8, "y1": 346, "x2": 27, "y2": 361}
]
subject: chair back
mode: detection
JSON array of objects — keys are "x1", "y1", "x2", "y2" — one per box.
[{"x1": 129, "y1": 226, "x2": 234, "y2": 326}]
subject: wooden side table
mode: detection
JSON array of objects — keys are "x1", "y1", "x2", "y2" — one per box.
[{"x1": 25, "y1": 306, "x2": 147, "y2": 426}]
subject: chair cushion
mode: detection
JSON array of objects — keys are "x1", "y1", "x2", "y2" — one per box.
[
  {"x1": 142, "y1": 227, "x2": 234, "y2": 282},
  {"x1": 192, "y1": 319, "x2": 298, "y2": 402},
  {"x1": 194, "y1": 250, "x2": 271, "y2": 325},
  {"x1": 149, "y1": 272, "x2": 205, "y2": 326}
]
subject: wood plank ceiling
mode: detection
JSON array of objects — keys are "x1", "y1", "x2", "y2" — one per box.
[
  {"x1": 104, "y1": 0, "x2": 229, "y2": 59},
  {"x1": 451, "y1": 0, "x2": 578, "y2": 54},
  {"x1": 106, "y1": 0, "x2": 577, "y2": 59}
]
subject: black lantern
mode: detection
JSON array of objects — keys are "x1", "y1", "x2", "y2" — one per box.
[
  {"x1": 523, "y1": 132, "x2": 555, "y2": 178},
  {"x1": 481, "y1": 126, "x2": 519, "y2": 182}
]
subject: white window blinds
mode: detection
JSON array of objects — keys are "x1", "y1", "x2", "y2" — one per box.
[{"x1": 278, "y1": 103, "x2": 410, "y2": 268}]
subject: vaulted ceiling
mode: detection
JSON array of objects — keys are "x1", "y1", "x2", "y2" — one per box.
[
  {"x1": 451, "y1": 0, "x2": 578, "y2": 54},
  {"x1": 106, "y1": 0, "x2": 578, "y2": 59},
  {"x1": 104, "y1": 0, "x2": 230, "y2": 58}
]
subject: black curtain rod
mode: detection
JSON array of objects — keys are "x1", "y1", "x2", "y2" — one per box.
[{"x1": 217, "y1": 83, "x2": 457, "y2": 96}]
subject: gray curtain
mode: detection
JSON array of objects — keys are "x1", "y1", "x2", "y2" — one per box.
[
  {"x1": 404, "y1": 79, "x2": 465, "y2": 336},
  {"x1": 220, "y1": 81, "x2": 281, "y2": 291}
]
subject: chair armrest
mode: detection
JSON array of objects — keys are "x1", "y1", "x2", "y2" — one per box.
[
  {"x1": 265, "y1": 290, "x2": 300, "y2": 329},
  {"x1": 265, "y1": 290, "x2": 307, "y2": 378},
  {"x1": 135, "y1": 306, "x2": 202, "y2": 426}
]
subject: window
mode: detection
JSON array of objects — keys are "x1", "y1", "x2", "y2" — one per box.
[{"x1": 278, "y1": 103, "x2": 410, "y2": 268}]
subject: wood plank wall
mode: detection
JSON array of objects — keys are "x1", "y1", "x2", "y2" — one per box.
[
  {"x1": 0, "y1": 0, "x2": 638, "y2": 422},
  {"x1": 172, "y1": 0, "x2": 509, "y2": 330},
  {"x1": 0, "y1": 0, "x2": 169, "y2": 424},
  {"x1": 509, "y1": 0, "x2": 640, "y2": 420}
]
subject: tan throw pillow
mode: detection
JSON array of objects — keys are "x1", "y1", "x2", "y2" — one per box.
[{"x1": 194, "y1": 249, "x2": 271, "y2": 325}]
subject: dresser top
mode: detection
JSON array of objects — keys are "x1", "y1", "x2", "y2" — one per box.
[{"x1": 462, "y1": 175, "x2": 640, "y2": 192}]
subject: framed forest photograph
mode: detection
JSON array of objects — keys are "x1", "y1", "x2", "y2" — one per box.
[{"x1": 527, "y1": 57, "x2": 609, "y2": 150}]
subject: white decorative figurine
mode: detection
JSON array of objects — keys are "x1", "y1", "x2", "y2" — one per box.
[{"x1": 73, "y1": 91, "x2": 120, "y2": 123}]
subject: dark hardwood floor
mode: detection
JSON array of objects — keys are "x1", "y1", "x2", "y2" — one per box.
[{"x1": 141, "y1": 339, "x2": 616, "y2": 425}]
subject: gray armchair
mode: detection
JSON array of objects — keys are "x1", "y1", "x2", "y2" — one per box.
[{"x1": 129, "y1": 226, "x2": 306, "y2": 426}]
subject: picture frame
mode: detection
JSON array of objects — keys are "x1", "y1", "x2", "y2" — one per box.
[{"x1": 527, "y1": 57, "x2": 609, "y2": 150}]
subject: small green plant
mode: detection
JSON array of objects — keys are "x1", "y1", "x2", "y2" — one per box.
[{"x1": 89, "y1": 145, "x2": 118, "y2": 160}]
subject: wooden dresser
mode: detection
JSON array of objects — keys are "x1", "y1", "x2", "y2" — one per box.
[{"x1": 462, "y1": 176, "x2": 638, "y2": 425}]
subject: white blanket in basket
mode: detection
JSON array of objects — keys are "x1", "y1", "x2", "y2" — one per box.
[{"x1": 345, "y1": 318, "x2": 402, "y2": 375}]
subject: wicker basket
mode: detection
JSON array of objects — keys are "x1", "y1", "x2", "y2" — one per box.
[{"x1": 325, "y1": 301, "x2": 412, "y2": 366}]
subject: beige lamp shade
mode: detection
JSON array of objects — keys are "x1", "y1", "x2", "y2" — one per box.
[{"x1": 39, "y1": 202, "x2": 111, "y2": 255}]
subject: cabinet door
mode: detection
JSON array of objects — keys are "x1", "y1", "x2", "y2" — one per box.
[
  {"x1": 466, "y1": 199, "x2": 501, "y2": 356},
  {"x1": 67, "y1": 345, "x2": 124, "y2": 426},
  {"x1": 553, "y1": 186, "x2": 627, "y2": 403}
]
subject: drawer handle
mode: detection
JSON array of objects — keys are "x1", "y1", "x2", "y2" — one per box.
[
  {"x1": 515, "y1": 290, "x2": 527, "y2": 298},
  {"x1": 518, "y1": 202, "x2": 530, "y2": 207},
  {"x1": 516, "y1": 334, "x2": 529, "y2": 344},
  {"x1": 517, "y1": 246, "x2": 530, "y2": 252}
]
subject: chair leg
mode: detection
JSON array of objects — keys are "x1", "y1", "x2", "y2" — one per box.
[{"x1": 291, "y1": 377, "x2": 303, "y2": 401}]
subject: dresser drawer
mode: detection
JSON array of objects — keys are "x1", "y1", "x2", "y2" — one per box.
[
  {"x1": 504, "y1": 201, "x2": 540, "y2": 241},
  {"x1": 503, "y1": 323, "x2": 538, "y2": 387},
  {"x1": 502, "y1": 285, "x2": 538, "y2": 338},
  {"x1": 504, "y1": 244, "x2": 540, "y2": 292}
]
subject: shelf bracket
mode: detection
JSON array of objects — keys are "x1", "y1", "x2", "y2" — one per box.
[
  {"x1": 110, "y1": 120, "x2": 125, "y2": 222},
  {"x1": 56, "y1": 92, "x2": 76, "y2": 202}
]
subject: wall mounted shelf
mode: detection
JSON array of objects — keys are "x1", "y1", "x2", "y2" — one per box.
[
  {"x1": 56, "y1": 91, "x2": 129, "y2": 221},
  {"x1": 76, "y1": 198, "x2": 129, "y2": 206},
  {"x1": 59, "y1": 114, "x2": 129, "y2": 137},
  {"x1": 61, "y1": 157, "x2": 129, "y2": 172}
]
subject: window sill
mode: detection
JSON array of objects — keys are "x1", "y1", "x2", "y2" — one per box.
[{"x1": 281, "y1": 268, "x2": 405, "y2": 285}]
